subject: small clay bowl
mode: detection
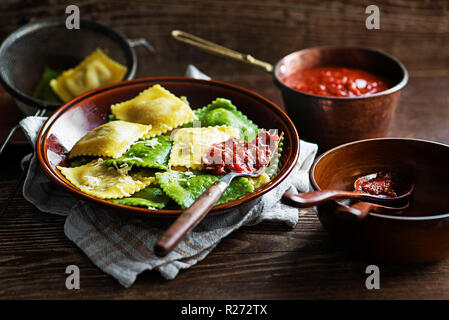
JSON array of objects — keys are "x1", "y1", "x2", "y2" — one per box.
[
  {"x1": 273, "y1": 46, "x2": 408, "y2": 152},
  {"x1": 310, "y1": 138, "x2": 449, "y2": 264},
  {"x1": 36, "y1": 77, "x2": 300, "y2": 218}
]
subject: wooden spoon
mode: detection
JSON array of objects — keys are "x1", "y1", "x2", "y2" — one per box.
[
  {"x1": 282, "y1": 171, "x2": 413, "y2": 208},
  {"x1": 337, "y1": 200, "x2": 410, "y2": 220},
  {"x1": 154, "y1": 168, "x2": 265, "y2": 257}
]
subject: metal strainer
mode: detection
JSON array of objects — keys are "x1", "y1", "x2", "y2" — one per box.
[{"x1": 0, "y1": 16, "x2": 154, "y2": 154}]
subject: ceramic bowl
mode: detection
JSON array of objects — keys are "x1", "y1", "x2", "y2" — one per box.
[
  {"x1": 36, "y1": 77, "x2": 300, "y2": 218},
  {"x1": 310, "y1": 138, "x2": 449, "y2": 263}
]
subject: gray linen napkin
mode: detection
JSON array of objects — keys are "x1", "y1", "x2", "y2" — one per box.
[{"x1": 19, "y1": 66, "x2": 318, "y2": 287}]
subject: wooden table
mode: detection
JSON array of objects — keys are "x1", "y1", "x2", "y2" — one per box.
[{"x1": 0, "y1": 0, "x2": 448, "y2": 299}]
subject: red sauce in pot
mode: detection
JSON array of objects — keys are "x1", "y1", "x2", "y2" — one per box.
[
  {"x1": 282, "y1": 66, "x2": 391, "y2": 97},
  {"x1": 202, "y1": 131, "x2": 282, "y2": 175},
  {"x1": 354, "y1": 172, "x2": 397, "y2": 197}
]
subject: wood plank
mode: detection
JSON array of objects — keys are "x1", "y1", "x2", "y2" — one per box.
[
  {"x1": 1, "y1": 193, "x2": 449, "y2": 299},
  {"x1": 0, "y1": 0, "x2": 447, "y2": 76}
]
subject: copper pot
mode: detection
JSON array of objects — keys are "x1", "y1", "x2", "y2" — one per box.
[{"x1": 273, "y1": 46, "x2": 408, "y2": 151}]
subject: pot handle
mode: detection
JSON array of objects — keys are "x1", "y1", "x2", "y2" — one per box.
[
  {"x1": 171, "y1": 30, "x2": 273, "y2": 72},
  {"x1": 128, "y1": 38, "x2": 156, "y2": 55}
]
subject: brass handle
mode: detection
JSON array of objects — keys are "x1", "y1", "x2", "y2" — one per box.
[{"x1": 171, "y1": 30, "x2": 273, "y2": 72}]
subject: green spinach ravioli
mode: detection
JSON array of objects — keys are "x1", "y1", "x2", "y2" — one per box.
[
  {"x1": 111, "y1": 186, "x2": 171, "y2": 209},
  {"x1": 61, "y1": 85, "x2": 282, "y2": 211},
  {"x1": 104, "y1": 136, "x2": 172, "y2": 170},
  {"x1": 186, "y1": 98, "x2": 260, "y2": 141},
  {"x1": 156, "y1": 171, "x2": 254, "y2": 209}
]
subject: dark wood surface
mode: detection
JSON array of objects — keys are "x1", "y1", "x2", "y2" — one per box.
[{"x1": 0, "y1": 0, "x2": 448, "y2": 299}]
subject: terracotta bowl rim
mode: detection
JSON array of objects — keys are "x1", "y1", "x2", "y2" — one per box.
[
  {"x1": 36, "y1": 76, "x2": 300, "y2": 218},
  {"x1": 310, "y1": 137, "x2": 449, "y2": 221},
  {"x1": 273, "y1": 45, "x2": 409, "y2": 101}
]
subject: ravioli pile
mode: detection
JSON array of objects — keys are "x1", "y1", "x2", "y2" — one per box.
[
  {"x1": 50, "y1": 49, "x2": 128, "y2": 103},
  {"x1": 58, "y1": 85, "x2": 282, "y2": 210},
  {"x1": 34, "y1": 49, "x2": 128, "y2": 104}
]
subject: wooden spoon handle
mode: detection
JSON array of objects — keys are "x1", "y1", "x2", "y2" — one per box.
[
  {"x1": 337, "y1": 201, "x2": 409, "y2": 220},
  {"x1": 338, "y1": 201, "x2": 374, "y2": 220},
  {"x1": 154, "y1": 180, "x2": 229, "y2": 257},
  {"x1": 282, "y1": 190, "x2": 360, "y2": 208}
]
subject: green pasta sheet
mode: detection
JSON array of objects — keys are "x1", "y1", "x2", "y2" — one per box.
[
  {"x1": 104, "y1": 135, "x2": 172, "y2": 170},
  {"x1": 188, "y1": 98, "x2": 260, "y2": 141},
  {"x1": 32, "y1": 67, "x2": 62, "y2": 103},
  {"x1": 156, "y1": 171, "x2": 254, "y2": 209},
  {"x1": 107, "y1": 114, "x2": 116, "y2": 122},
  {"x1": 110, "y1": 186, "x2": 170, "y2": 209},
  {"x1": 216, "y1": 175, "x2": 254, "y2": 205}
]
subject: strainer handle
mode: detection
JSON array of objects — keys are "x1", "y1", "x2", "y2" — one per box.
[
  {"x1": 0, "y1": 107, "x2": 46, "y2": 219},
  {"x1": 0, "y1": 125, "x2": 20, "y2": 156},
  {"x1": 0, "y1": 108, "x2": 46, "y2": 157},
  {"x1": 128, "y1": 38, "x2": 155, "y2": 55}
]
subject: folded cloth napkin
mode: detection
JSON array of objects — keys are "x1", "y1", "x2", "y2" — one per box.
[{"x1": 19, "y1": 66, "x2": 318, "y2": 287}]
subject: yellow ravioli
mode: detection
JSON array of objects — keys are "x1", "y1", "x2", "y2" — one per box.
[
  {"x1": 250, "y1": 173, "x2": 271, "y2": 190},
  {"x1": 111, "y1": 84, "x2": 197, "y2": 138},
  {"x1": 69, "y1": 120, "x2": 152, "y2": 159},
  {"x1": 58, "y1": 159, "x2": 154, "y2": 199},
  {"x1": 169, "y1": 126, "x2": 240, "y2": 169},
  {"x1": 50, "y1": 49, "x2": 127, "y2": 102}
]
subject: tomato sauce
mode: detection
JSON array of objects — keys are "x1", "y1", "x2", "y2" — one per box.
[
  {"x1": 282, "y1": 66, "x2": 391, "y2": 97},
  {"x1": 202, "y1": 131, "x2": 282, "y2": 175},
  {"x1": 354, "y1": 172, "x2": 397, "y2": 197}
]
